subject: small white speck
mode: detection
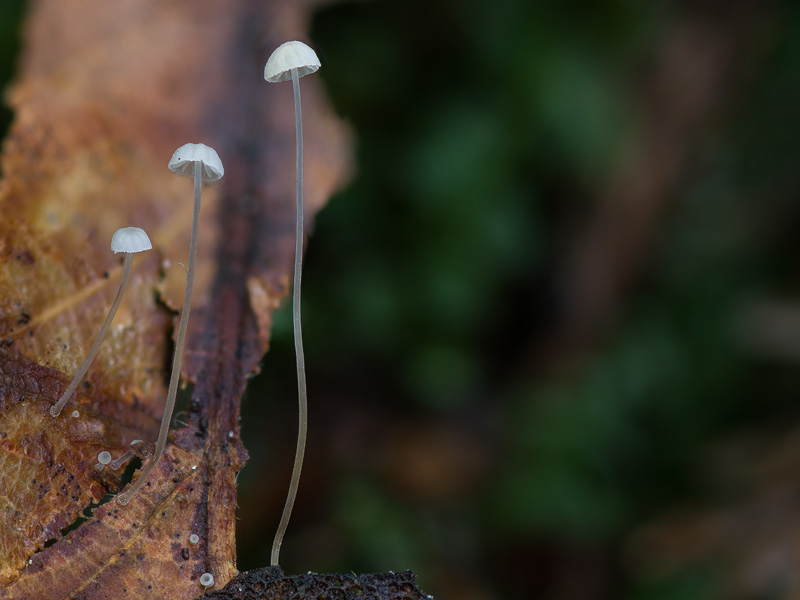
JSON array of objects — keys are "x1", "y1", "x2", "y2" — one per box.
[
  {"x1": 427, "y1": 595, "x2": 434, "y2": 599},
  {"x1": 192, "y1": 465, "x2": 197, "y2": 470},
  {"x1": 199, "y1": 572, "x2": 214, "y2": 588},
  {"x1": 28, "y1": 559, "x2": 32, "y2": 565},
  {"x1": 389, "y1": 570, "x2": 394, "y2": 574},
  {"x1": 97, "y1": 451, "x2": 112, "y2": 465},
  {"x1": 131, "y1": 439, "x2": 143, "y2": 445},
  {"x1": 189, "y1": 534, "x2": 199, "y2": 544},
  {"x1": 71, "y1": 410, "x2": 79, "y2": 418},
  {"x1": 228, "y1": 431, "x2": 234, "y2": 439}
]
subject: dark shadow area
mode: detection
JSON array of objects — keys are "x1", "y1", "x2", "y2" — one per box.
[{"x1": 0, "y1": 1, "x2": 26, "y2": 148}]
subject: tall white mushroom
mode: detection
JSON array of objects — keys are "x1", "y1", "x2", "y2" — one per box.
[
  {"x1": 50, "y1": 227, "x2": 152, "y2": 417},
  {"x1": 264, "y1": 40, "x2": 320, "y2": 566},
  {"x1": 117, "y1": 143, "x2": 223, "y2": 505}
]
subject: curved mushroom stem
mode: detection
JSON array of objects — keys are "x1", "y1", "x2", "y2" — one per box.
[
  {"x1": 51, "y1": 253, "x2": 133, "y2": 417},
  {"x1": 271, "y1": 66, "x2": 308, "y2": 566},
  {"x1": 118, "y1": 162, "x2": 202, "y2": 505}
]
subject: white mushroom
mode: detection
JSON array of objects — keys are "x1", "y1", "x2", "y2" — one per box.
[
  {"x1": 199, "y1": 572, "x2": 214, "y2": 589},
  {"x1": 264, "y1": 40, "x2": 319, "y2": 567},
  {"x1": 117, "y1": 143, "x2": 223, "y2": 505},
  {"x1": 264, "y1": 41, "x2": 320, "y2": 83},
  {"x1": 50, "y1": 227, "x2": 152, "y2": 417},
  {"x1": 167, "y1": 143, "x2": 224, "y2": 181}
]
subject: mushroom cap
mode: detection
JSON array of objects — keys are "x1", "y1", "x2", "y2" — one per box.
[
  {"x1": 111, "y1": 227, "x2": 152, "y2": 254},
  {"x1": 264, "y1": 41, "x2": 320, "y2": 83},
  {"x1": 168, "y1": 143, "x2": 224, "y2": 181}
]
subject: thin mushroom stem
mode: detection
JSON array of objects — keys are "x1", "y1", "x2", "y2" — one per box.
[
  {"x1": 108, "y1": 449, "x2": 132, "y2": 471},
  {"x1": 271, "y1": 66, "x2": 308, "y2": 566},
  {"x1": 51, "y1": 253, "x2": 133, "y2": 417},
  {"x1": 118, "y1": 162, "x2": 202, "y2": 505}
]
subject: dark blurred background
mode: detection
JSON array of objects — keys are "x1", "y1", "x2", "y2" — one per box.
[{"x1": 5, "y1": 1, "x2": 800, "y2": 599}]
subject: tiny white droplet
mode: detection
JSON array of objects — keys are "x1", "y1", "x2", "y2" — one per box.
[
  {"x1": 189, "y1": 534, "x2": 199, "y2": 544},
  {"x1": 199, "y1": 572, "x2": 214, "y2": 588},
  {"x1": 97, "y1": 451, "x2": 112, "y2": 465}
]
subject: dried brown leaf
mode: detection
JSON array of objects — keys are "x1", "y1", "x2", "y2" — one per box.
[{"x1": 0, "y1": 0, "x2": 352, "y2": 598}]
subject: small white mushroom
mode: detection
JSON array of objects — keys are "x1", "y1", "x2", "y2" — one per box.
[
  {"x1": 199, "y1": 572, "x2": 214, "y2": 589},
  {"x1": 117, "y1": 144, "x2": 223, "y2": 506},
  {"x1": 168, "y1": 143, "x2": 224, "y2": 181},
  {"x1": 189, "y1": 534, "x2": 200, "y2": 545},
  {"x1": 264, "y1": 40, "x2": 320, "y2": 568},
  {"x1": 111, "y1": 227, "x2": 153, "y2": 254},
  {"x1": 264, "y1": 41, "x2": 320, "y2": 83},
  {"x1": 97, "y1": 451, "x2": 112, "y2": 465},
  {"x1": 50, "y1": 227, "x2": 152, "y2": 417}
]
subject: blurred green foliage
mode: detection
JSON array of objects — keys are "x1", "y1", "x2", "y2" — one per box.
[{"x1": 295, "y1": 1, "x2": 800, "y2": 598}]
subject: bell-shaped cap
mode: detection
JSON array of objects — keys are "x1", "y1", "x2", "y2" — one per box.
[
  {"x1": 168, "y1": 143, "x2": 224, "y2": 181},
  {"x1": 264, "y1": 41, "x2": 320, "y2": 83},
  {"x1": 111, "y1": 227, "x2": 152, "y2": 254}
]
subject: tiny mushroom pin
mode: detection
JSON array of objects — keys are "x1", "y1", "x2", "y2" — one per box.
[
  {"x1": 117, "y1": 143, "x2": 223, "y2": 505},
  {"x1": 50, "y1": 227, "x2": 152, "y2": 417},
  {"x1": 264, "y1": 40, "x2": 320, "y2": 567},
  {"x1": 199, "y1": 572, "x2": 214, "y2": 590}
]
